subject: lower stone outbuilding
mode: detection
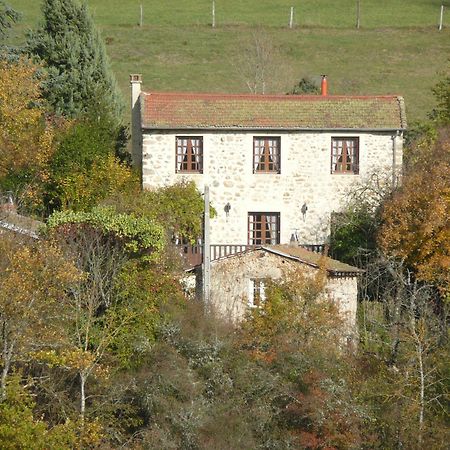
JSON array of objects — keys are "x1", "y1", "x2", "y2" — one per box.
[{"x1": 194, "y1": 245, "x2": 363, "y2": 329}]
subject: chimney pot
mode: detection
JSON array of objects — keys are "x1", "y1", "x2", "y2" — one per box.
[
  {"x1": 130, "y1": 74, "x2": 142, "y2": 83},
  {"x1": 321, "y1": 75, "x2": 328, "y2": 96}
]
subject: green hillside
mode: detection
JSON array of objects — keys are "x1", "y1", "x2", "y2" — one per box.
[{"x1": 6, "y1": 0, "x2": 450, "y2": 122}]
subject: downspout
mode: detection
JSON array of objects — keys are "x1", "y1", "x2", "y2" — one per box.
[{"x1": 392, "y1": 131, "x2": 399, "y2": 189}]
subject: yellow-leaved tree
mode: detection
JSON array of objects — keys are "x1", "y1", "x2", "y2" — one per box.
[{"x1": 0, "y1": 58, "x2": 55, "y2": 206}]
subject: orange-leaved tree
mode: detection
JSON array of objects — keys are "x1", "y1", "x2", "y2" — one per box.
[{"x1": 379, "y1": 127, "x2": 450, "y2": 296}]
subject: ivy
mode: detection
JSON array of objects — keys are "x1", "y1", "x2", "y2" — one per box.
[{"x1": 46, "y1": 207, "x2": 165, "y2": 256}]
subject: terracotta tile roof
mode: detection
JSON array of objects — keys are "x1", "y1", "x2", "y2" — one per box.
[
  {"x1": 263, "y1": 245, "x2": 364, "y2": 275},
  {"x1": 141, "y1": 92, "x2": 406, "y2": 130}
]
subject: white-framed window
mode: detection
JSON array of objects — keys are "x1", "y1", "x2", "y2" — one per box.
[{"x1": 248, "y1": 278, "x2": 266, "y2": 308}]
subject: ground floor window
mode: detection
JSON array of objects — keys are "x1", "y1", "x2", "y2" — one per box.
[
  {"x1": 248, "y1": 278, "x2": 266, "y2": 308},
  {"x1": 248, "y1": 212, "x2": 280, "y2": 245}
]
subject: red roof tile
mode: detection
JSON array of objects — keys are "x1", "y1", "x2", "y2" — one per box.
[{"x1": 141, "y1": 91, "x2": 406, "y2": 130}]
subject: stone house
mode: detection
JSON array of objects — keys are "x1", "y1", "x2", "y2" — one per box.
[
  {"x1": 130, "y1": 75, "x2": 406, "y2": 247},
  {"x1": 195, "y1": 245, "x2": 363, "y2": 327}
]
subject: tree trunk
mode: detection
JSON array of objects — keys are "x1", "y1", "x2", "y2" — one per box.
[
  {"x1": 1, "y1": 326, "x2": 13, "y2": 401},
  {"x1": 80, "y1": 372, "x2": 86, "y2": 420}
]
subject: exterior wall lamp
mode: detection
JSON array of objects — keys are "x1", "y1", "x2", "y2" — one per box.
[{"x1": 301, "y1": 203, "x2": 308, "y2": 221}]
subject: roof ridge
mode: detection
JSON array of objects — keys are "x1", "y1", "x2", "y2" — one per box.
[{"x1": 142, "y1": 91, "x2": 401, "y2": 101}]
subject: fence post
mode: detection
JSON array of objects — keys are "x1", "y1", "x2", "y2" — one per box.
[
  {"x1": 212, "y1": 0, "x2": 216, "y2": 28},
  {"x1": 439, "y1": 5, "x2": 444, "y2": 31},
  {"x1": 139, "y1": 4, "x2": 143, "y2": 27},
  {"x1": 356, "y1": 0, "x2": 361, "y2": 29},
  {"x1": 289, "y1": 6, "x2": 294, "y2": 29}
]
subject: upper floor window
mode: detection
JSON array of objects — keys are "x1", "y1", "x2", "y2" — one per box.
[
  {"x1": 248, "y1": 212, "x2": 280, "y2": 245},
  {"x1": 253, "y1": 137, "x2": 280, "y2": 173},
  {"x1": 331, "y1": 137, "x2": 359, "y2": 174},
  {"x1": 176, "y1": 137, "x2": 203, "y2": 173}
]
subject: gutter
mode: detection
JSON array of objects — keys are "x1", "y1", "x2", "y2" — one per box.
[{"x1": 141, "y1": 125, "x2": 406, "y2": 133}]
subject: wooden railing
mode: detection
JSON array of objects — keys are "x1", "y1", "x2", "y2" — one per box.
[
  {"x1": 210, "y1": 244, "x2": 257, "y2": 261},
  {"x1": 178, "y1": 243, "x2": 326, "y2": 268},
  {"x1": 300, "y1": 244, "x2": 326, "y2": 254}
]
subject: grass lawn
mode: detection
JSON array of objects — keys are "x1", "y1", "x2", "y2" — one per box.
[{"x1": 6, "y1": 0, "x2": 450, "y2": 122}]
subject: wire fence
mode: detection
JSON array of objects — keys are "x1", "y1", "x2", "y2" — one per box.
[{"x1": 132, "y1": 1, "x2": 450, "y2": 31}]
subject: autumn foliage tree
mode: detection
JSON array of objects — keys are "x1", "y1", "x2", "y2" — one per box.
[
  {"x1": 0, "y1": 235, "x2": 80, "y2": 398},
  {"x1": 379, "y1": 127, "x2": 450, "y2": 296},
  {"x1": 0, "y1": 58, "x2": 55, "y2": 206}
]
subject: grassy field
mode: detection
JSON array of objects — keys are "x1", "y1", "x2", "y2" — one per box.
[{"x1": 6, "y1": 1, "x2": 450, "y2": 123}]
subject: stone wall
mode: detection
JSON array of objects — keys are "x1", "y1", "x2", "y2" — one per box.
[
  {"x1": 206, "y1": 249, "x2": 358, "y2": 327},
  {"x1": 142, "y1": 129, "x2": 402, "y2": 244}
]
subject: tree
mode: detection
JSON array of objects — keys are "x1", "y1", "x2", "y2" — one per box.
[
  {"x1": 430, "y1": 63, "x2": 450, "y2": 124},
  {"x1": 379, "y1": 127, "x2": 450, "y2": 296},
  {"x1": 47, "y1": 116, "x2": 135, "y2": 212},
  {"x1": 45, "y1": 208, "x2": 165, "y2": 420},
  {"x1": 0, "y1": 235, "x2": 80, "y2": 399},
  {"x1": 233, "y1": 29, "x2": 293, "y2": 94},
  {"x1": 106, "y1": 181, "x2": 210, "y2": 244},
  {"x1": 239, "y1": 270, "x2": 367, "y2": 449},
  {"x1": 26, "y1": 0, "x2": 123, "y2": 123},
  {"x1": 0, "y1": 58, "x2": 55, "y2": 208},
  {"x1": 0, "y1": 1, "x2": 18, "y2": 39},
  {"x1": 356, "y1": 254, "x2": 449, "y2": 448},
  {"x1": 287, "y1": 77, "x2": 320, "y2": 95}
]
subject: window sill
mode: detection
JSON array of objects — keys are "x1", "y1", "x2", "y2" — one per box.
[
  {"x1": 176, "y1": 171, "x2": 204, "y2": 174},
  {"x1": 253, "y1": 172, "x2": 281, "y2": 175},
  {"x1": 331, "y1": 172, "x2": 359, "y2": 175}
]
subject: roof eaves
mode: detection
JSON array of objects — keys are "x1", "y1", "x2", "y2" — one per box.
[{"x1": 141, "y1": 125, "x2": 405, "y2": 132}]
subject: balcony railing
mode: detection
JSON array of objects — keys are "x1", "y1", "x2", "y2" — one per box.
[{"x1": 177, "y1": 243, "x2": 326, "y2": 268}]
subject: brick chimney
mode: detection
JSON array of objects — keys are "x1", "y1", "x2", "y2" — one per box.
[
  {"x1": 130, "y1": 74, "x2": 142, "y2": 170},
  {"x1": 321, "y1": 75, "x2": 328, "y2": 96}
]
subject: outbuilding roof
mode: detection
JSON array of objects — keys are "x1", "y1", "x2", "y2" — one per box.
[
  {"x1": 201, "y1": 244, "x2": 363, "y2": 277},
  {"x1": 0, "y1": 212, "x2": 43, "y2": 239},
  {"x1": 262, "y1": 245, "x2": 364, "y2": 276},
  {"x1": 141, "y1": 91, "x2": 406, "y2": 131}
]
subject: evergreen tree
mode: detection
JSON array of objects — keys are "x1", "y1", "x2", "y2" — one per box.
[
  {"x1": 0, "y1": 1, "x2": 19, "y2": 38},
  {"x1": 26, "y1": 0, "x2": 123, "y2": 124},
  {"x1": 0, "y1": 1, "x2": 20, "y2": 59}
]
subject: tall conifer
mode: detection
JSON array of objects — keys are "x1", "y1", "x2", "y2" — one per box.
[{"x1": 27, "y1": 0, "x2": 123, "y2": 123}]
